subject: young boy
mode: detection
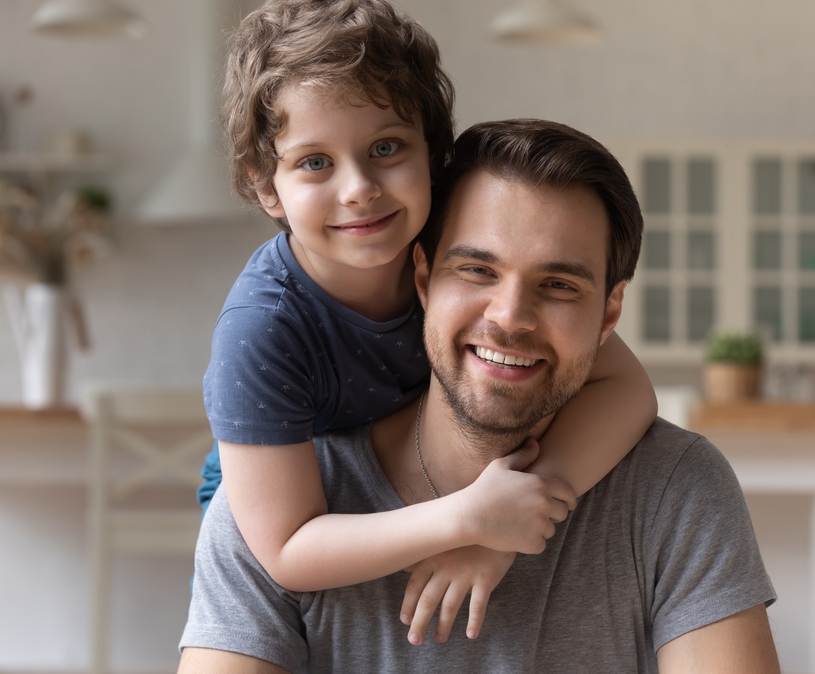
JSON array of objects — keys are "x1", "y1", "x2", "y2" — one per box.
[{"x1": 201, "y1": 0, "x2": 657, "y2": 644}]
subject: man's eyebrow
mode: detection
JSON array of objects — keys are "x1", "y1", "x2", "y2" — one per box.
[
  {"x1": 443, "y1": 246, "x2": 500, "y2": 265},
  {"x1": 539, "y1": 262, "x2": 597, "y2": 286},
  {"x1": 444, "y1": 246, "x2": 597, "y2": 286}
]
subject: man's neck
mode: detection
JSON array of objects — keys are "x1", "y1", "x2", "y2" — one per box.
[{"x1": 370, "y1": 381, "x2": 554, "y2": 505}]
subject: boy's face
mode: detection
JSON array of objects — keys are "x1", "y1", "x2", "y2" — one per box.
[{"x1": 260, "y1": 85, "x2": 432, "y2": 276}]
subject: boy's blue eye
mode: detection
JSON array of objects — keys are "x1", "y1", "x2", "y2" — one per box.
[
  {"x1": 302, "y1": 157, "x2": 329, "y2": 171},
  {"x1": 371, "y1": 141, "x2": 400, "y2": 158}
]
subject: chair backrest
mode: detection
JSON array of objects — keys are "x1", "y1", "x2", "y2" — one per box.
[
  {"x1": 80, "y1": 385, "x2": 212, "y2": 674},
  {"x1": 80, "y1": 386, "x2": 212, "y2": 501}
]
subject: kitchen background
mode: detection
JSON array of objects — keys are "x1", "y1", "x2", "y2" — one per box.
[{"x1": 1, "y1": 0, "x2": 814, "y2": 672}]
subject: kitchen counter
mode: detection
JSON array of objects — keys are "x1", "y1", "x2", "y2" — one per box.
[{"x1": 0, "y1": 406, "x2": 87, "y2": 485}]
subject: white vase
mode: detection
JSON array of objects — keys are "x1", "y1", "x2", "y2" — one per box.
[{"x1": 3, "y1": 283, "x2": 67, "y2": 409}]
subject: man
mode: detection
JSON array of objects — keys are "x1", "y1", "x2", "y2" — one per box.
[{"x1": 179, "y1": 120, "x2": 778, "y2": 673}]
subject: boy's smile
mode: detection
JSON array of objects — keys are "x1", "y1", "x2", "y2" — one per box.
[{"x1": 259, "y1": 84, "x2": 432, "y2": 295}]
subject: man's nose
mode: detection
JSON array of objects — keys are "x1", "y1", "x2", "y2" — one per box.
[
  {"x1": 337, "y1": 162, "x2": 382, "y2": 206},
  {"x1": 482, "y1": 280, "x2": 538, "y2": 333}
]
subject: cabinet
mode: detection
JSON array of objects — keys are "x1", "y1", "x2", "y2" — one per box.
[{"x1": 692, "y1": 402, "x2": 815, "y2": 672}]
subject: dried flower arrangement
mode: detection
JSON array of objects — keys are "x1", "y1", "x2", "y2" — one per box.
[{"x1": 0, "y1": 179, "x2": 111, "y2": 285}]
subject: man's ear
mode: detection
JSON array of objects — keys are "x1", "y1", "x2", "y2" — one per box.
[
  {"x1": 599, "y1": 281, "x2": 626, "y2": 345},
  {"x1": 413, "y1": 243, "x2": 430, "y2": 310}
]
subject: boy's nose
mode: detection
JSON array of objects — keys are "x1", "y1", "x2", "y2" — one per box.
[
  {"x1": 482, "y1": 280, "x2": 538, "y2": 333},
  {"x1": 337, "y1": 164, "x2": 382, "y2": 206}
]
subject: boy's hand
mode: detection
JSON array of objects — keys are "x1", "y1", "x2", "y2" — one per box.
[
  {"x1": 457, "y1": 438, "x2": 577, "y2": 554},
  {"x1": 400, "y1": 546, "x2": 516, "y2": 645}
]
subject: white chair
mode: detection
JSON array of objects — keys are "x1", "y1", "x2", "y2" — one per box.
[{"x1": 80, "y1": 386, "x2": 213, "y2": 674}]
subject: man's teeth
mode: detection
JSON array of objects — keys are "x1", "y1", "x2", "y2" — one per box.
[{"x1": 474, "y1": 346, "x2": 539, "y2": 368}]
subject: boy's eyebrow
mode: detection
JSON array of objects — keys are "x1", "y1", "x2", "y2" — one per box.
[
  {"x1": 443, "y1": 245, "x2": 597, "y2": 286},
  {"x1": 276, "y1": 122, "x2": 419, "y2": 160}
]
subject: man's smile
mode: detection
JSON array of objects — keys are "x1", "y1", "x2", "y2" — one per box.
[{"x1": 473, "y1": 345, "x2": 540, "y2": 369}]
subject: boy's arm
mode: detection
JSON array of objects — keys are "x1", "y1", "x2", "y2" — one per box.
[
  {"x1": 531, "y1": 331, "x2": 657, "y2": 495},
  {"x1": 220, "y1": 438, "x2": 574, "y2": 592}
]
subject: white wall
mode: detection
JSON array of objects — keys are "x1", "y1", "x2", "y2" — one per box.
[{"x1": 401, "y1": 0, "x2": 815, "y2": 140}]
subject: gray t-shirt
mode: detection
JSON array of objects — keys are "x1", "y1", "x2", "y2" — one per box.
[{"x1": 181, "y1": 419, "x2": 775, "y2": 673}]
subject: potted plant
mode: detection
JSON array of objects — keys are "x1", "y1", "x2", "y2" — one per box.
[{"x1": 704, "y1": 330, "x2": 764, "y2": 403}]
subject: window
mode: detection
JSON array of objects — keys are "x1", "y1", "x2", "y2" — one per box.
[
  {"x1": 610, "y1": 141, "x2": 815, "y2": 362},
  {"x1": 751, "y1": 157, "x2": 815, "y2": 343},
  {"x1": 639, "y1": 157, "x2": 718, "y2": 345}
]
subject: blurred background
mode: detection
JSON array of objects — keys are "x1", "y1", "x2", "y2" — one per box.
[{"x1": 0, "y1": 0, "x2": 814, "y2": 672}]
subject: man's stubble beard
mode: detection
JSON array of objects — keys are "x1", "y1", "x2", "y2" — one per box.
[{"x1": 424, "y1": 321, "x2": 599, "y2": 459}]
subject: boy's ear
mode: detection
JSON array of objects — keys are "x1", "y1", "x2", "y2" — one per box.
[
  {"x1": 599, "y1": 281, "x2": 626, "y2": 345},
  {"x1": 249, "y1": 167, "x2": 285, "y2": 218},
  {"x1": 413, "y1": 243, "x2": 430, "y2": 310},
  {"x1": 257, "y1": 186, "x2": 286, "y2": 219}
]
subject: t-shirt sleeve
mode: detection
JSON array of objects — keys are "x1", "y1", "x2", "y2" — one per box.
[
  {"x1": 204, "y1": 303, "x2": 320, "y2": 446},
  {"x1": 180, "y1": 487, "x2": 309, "y2": 671},
  {"x1": 646, "y1": 436, "x2": 776, "y2": 651}
]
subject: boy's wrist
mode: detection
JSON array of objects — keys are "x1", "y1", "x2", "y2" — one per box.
[{"x1": 448, "y1": 486, "x2": 486, "y2": 548}]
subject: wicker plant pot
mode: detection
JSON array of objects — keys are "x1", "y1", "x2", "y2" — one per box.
[{"x1": 704, "y1": 363, "x2": 762, "y2": 403}]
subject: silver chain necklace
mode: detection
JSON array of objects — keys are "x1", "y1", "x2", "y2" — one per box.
[{"x1": 414, "y1": 390, "x2": 439, "y2": 499}]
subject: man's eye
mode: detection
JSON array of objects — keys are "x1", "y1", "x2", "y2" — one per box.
[
  {"x1": 299, "y1": 156, "x2": 330, "y2": 172},
  {"x1": 463, "y1": 266, "x2": 491, "y2": 277},
  {"x1": 371, "y1": 141, "x2": 400, "y2": 158},
  {"x1": 547, "y1": 281, "x2": 574, "y2": 291}
]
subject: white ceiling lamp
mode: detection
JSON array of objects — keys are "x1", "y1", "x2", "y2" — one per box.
[
  {"x1": 491, "y1": 0, "x2": 601, "y2": 44},
  {"x1": 31, "y1": 0, "x2": 145, "y2": 38},
  {"x1": 139, "y1": 0, "x2": 251, "y2": 225}
]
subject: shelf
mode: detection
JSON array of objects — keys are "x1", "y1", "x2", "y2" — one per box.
[{"x1": 0, "y1": 151, "x2": 112, "y2": 174}]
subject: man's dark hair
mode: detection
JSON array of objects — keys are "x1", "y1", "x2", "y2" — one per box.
[{"x1": 419, "y1": 119, "x2": 643, "y2": 296}]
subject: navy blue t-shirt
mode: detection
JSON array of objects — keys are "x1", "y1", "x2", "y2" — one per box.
[{"x1": 199, "y1": 233, "x2": 430, "y2": 507}]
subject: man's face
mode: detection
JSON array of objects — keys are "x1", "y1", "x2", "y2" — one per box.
[{"x1": 415, "y1": 170, "x2": 625, "y2": 438}]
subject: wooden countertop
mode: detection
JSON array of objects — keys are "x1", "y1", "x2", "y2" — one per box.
[
  {"x1": 0, "y1": 406, "x2": 82, "y2": 420},
  {"x1": 691, "y1": 401, "x2": 815, "y2": 431}
]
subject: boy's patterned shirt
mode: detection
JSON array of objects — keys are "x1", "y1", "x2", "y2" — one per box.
[{"x1": 204, "y1": 233, "x2": 429, "y2": 446}]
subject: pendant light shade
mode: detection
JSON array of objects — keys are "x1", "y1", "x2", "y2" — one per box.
[
  {"x1": 31, "y1": 0, "x2": 145, "y2": 38},
  {"x1": 491, "y1": 0, "x2": 601, "y2": 44}
]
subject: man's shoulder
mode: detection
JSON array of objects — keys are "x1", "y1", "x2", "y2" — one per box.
[
  {"x1": 631, "y1": 416, "x2": 722, "y2": 469},
  {"x1": 611, "y1": 417, "x2": 739, "y2": 504}
]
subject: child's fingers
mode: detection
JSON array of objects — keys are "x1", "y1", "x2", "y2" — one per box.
[
  {"x1": 400, "y1": 565, "x2": 433, "y2": 625},
  {"x1": 544, "y1": 477, "x2": 578, "y2": 511},
  {"x1": 495, "y1": 437, "x2": 540, "y2": 472},
  {"x1": 544, "y1": 490, "x2": 573, "y2": 525},
  {"x1": 408, "y1": 578, "x2": 448, "y2": 645},
  {"x1": 465, "y1": 583, "x2": 493, "y2": 640},
  {"x1": 433, "y1": 583, "x2": 467, "y2": 643}
]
